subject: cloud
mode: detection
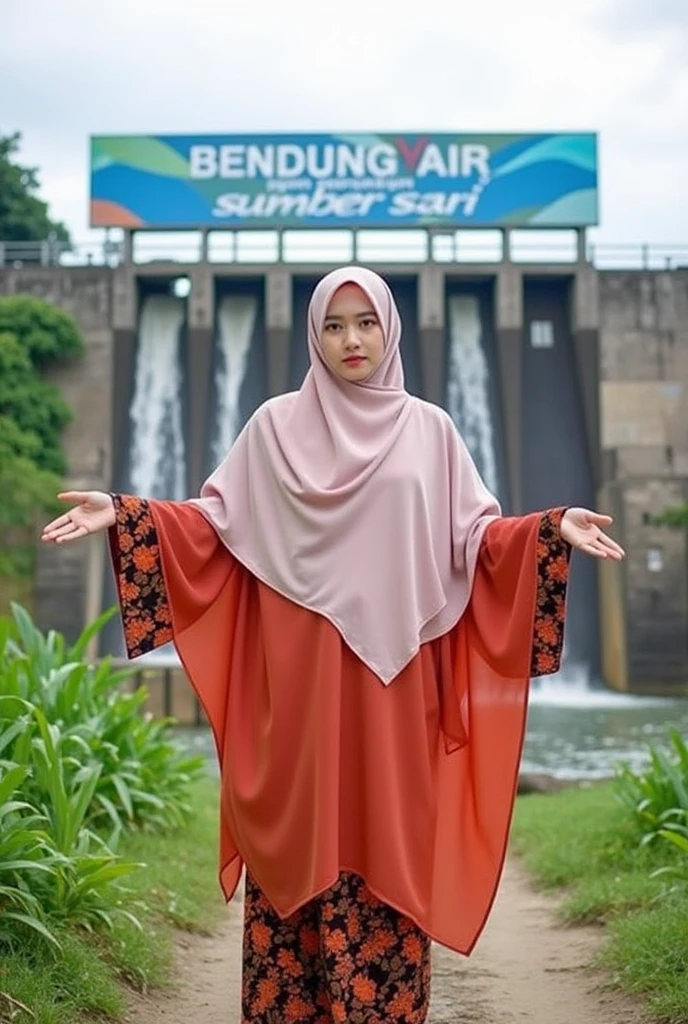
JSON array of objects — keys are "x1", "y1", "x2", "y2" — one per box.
[
  {"x1": 1, "y1": 0, "x2": 686, "y2": 245},
  {"x1": 593, "y1": 0, "x2": 688, "y2": 37}
]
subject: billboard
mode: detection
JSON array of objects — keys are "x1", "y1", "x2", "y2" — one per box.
[{"x1": 90, "y1": 133, "x2": 598, "y2": 230}]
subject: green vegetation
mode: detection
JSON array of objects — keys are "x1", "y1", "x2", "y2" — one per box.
[
  {"x1": 0, "y1": 132, "x2": 70, "y2": 243},
  {"x1": 0, "y1": 777, "x2": 223, "y2": 1023},
  {"x1": 513, "y1": 733, "x2": 688, "y2": 1023},
  {"x1": 654, "y1": 503, "x2": 688, "y2": 531},
  {"x1": 0, "y1": 605, "x2": 223, "y2": 1022},
  {"x1": 0, "y1": 295, "x2": 84, "y2": 584},
  {"x1": 0, "y1": 136, "x2": 81, "y2": 606},
  {"x1": 616, "y1": 728, "x2": 688, "y2": 880}
]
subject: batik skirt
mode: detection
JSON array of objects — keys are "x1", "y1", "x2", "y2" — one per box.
[{"x1": 242, "y1": 872, "x2": 432, "y2": 1023}]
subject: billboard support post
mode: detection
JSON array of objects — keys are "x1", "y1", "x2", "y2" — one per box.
[
  {"x1": 200, "y1": 229, "x2": 209, "y2": 263},
  {"x1": 122, "y1": 230, "x2": 133, "y2": 264},
  {"x1": 502, "y1": 228, "x2": 512, "y2": 264},
  {"x1": 577, "y1": 228, "x2": 587, "y2": 264}
]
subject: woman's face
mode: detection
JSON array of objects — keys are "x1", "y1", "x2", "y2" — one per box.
[{"x1": 321, "y1": 283, "x2": 385, "y2": 383}]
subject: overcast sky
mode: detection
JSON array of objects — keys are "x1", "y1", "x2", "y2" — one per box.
[{"x1": 2, "y1": 0, "x2": 686, "y2": 253}]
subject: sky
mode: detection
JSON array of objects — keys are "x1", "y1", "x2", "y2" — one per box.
[{"x1": 2, "y1": 0, "x2": 686, "y2": 256}]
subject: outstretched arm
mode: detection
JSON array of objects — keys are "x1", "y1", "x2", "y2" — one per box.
[
  {"x1": 559, "y1": 507, "x2": 625, "y2": 560},
  {"x1": 469, "y1": 504, "x2": 625, "y2": 682},
  {"x1": 44, "y1": 491, "x2": 239, "y2": 665},
  {"x1": 41, "y1": 490, "x2": 115, "y2": 544}
]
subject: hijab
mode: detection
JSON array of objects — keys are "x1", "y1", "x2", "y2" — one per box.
[{"x1": 189, "y1": 266, "x2": 500, "y2": 684}]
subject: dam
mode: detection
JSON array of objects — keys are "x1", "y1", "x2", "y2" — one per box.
[{"x1": 1, "y1": 130, "x2": 686, "y2": 702}]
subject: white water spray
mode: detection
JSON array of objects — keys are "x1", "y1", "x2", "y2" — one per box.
[
  {"x1": 211, "y1": 294, "x2": 257, "y2": 466},
  {"x1": 446, "y1": 294, "x2": 499, "y2": 496},
  {"x1": 128, "y1": 295, "x2": 187, "y2": 500}
]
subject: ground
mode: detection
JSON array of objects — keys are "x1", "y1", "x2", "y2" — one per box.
[{"x1": 123, "y1": 859, "x2": 649, "y2": 1024}]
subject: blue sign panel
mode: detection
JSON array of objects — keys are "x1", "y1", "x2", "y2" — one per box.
[{"x1": 90, "y1": 132, "x2": 598, "y2": 229}]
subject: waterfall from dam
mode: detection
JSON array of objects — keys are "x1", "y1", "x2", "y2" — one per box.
[
  {"x1": 211, "y1": 294, "x2": 257, "y2": 467},
  {"x1": 446, "y1": 294, "x2": 499, "y2": 497},
  {"x1": 127, "y1": 294, "x2": 187, "y2": 500},
  {"x1": 103, "y1": 293, "x2": 187, "y2": 661}
]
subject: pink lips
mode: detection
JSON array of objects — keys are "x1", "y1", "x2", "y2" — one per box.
[{"x1": 344, "y1": 357, "x2": 365, "y2": 366}]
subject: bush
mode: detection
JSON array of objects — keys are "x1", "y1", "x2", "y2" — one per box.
[
  {"x1": 0, "y1": 605, "x2": 206, "y2": 949},
  {"x1": 0, "y1": 329, "x2": 73, "y2": 476},
  {"x1": 654, "y1": 503, "x2": 688, "y2": 530},
  {"x1": 0, "y1": 295, "x2": 83, "y2": 368},
  {"x1": 0, "y1": 295, "x2": 85, "y2": 585},
  {"x1": 615, "y1": 729, "x2": 688, "y2": 877},
  {"x1": 0, "y1": 413, "x2": 62, "y2": 579}
]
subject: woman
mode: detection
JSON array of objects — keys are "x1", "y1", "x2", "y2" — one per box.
[{"x1": 43, "y1": 267, "x2": 624, "y2": 1024}]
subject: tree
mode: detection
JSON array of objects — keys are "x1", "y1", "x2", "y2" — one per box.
[
  {"x1": 0, "y1": 132, "x2": 70, "y2": 243},
  {"x1": 0, "y1": 296, "x2": 84, "y2": 578}
]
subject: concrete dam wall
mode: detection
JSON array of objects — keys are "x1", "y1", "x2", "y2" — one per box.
[{"x1": 1, "y1": 261, "x2": 686, "y2": 696}]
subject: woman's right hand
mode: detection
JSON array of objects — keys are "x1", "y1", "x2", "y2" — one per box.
[{"x1": 41, "y1": 491, "x2": 116, "y2": 545}]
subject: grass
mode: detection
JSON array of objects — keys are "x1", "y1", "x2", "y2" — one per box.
[
  {"x1": 513, "y1": 783, "x2": 688, "y2": 1023},
  {"x1": 5, "y1": 770, "x2": 685, "y2": 1021},
  {"x1": 0, "y1": 774, "x2": 225, "y2": 1024}
]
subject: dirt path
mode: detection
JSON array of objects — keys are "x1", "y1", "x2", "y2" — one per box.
[{"x1": 124, "y1": 859, "x2": 648, "y2": 1024}]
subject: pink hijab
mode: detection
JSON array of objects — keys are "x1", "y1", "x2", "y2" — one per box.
[{"x1": 189, "y1": 267, "x2": 500, "y2": 684}]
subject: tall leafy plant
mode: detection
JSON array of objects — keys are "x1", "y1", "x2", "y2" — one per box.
[
  {"x1": 0, "y1": 605, "x2": 206, "y2": 947},
  {"x1": 616, "y1": 729, "x2": 688, "y2": 882}
]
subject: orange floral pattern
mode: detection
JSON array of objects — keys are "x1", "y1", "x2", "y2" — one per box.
[
  {"x1": 108, "y1": 495, "x2": 173, "y2": 658},
  {"x1": 531, "y1": 508, "x2": 571, "y2": 677},
  {"x1": 242, "y1": 872, "x2": 431, "y2": 1023}
]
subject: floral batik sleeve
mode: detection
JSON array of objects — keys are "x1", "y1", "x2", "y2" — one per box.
[
  {"x1": 530, "y1": 507, "x2": 571, "y2": 677},
  {"x1": 108, "y1": 494, "x2": 173, "y2": 658}
]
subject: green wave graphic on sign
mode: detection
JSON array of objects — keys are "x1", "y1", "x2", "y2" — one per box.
[
  {"x1": 500, "y1": 206, "x2": 543, "y2": 225},
  {"x1": 91, "y1": 138, "x2": 115, "y2": 172},
  {"x1": 92, "y1": 137, "x2": 189, "y2": 178},
  {"x1": 529, "y1": 188, "x2": 598, "y2": 225},
  {"x1": 492, "y1": 135, "x2": 596, "y2": 178},
  {"x1": 339, "y1": 133, "x2": 386, "y2": 147}
]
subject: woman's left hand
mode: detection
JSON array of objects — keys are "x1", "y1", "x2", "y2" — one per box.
[{"x1": 560, "y1": 507, "x2": 626, "y2": 560}]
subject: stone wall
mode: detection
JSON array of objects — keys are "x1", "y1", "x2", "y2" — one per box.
[{"x1": 599, "y1": 270, "x2": 688, "y2": 692}]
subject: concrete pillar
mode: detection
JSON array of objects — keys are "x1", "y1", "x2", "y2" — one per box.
[
  {"x1": 112, "y1": 265, "x2": 136, "y2": 331},
  {"x1": 597, "y1": 480, "x2": 629, "y2": 692},
  {"x1": 571, "y1": 266, "x2": 601, "y2": 487},
  {"x1": 576, "y1": 228, "x2": 588, "y2": 265},
  {"x1": 111, "y1": 328, "x2": 137, "y2": 488},
  {"x1": 200, "y1": 229, "x2": 210, "y2": 263},
  {"x1": 111, "y1": 260, "x2": 138, "y2": 489},
  {"x1": 121, "y1": 230, "x2": 134, "y2": 264},
  {"x1": 495, "y1": 267, "x2": 523, "y2": 511},
  {"x1": 186, "y1": 267, "x2": 215, "y2": 492},
  {"x1": 265, "y1": 269, "x2": 292, "y2": 397},
  {"x1": 417, "y1": 266, "x2": 445, "y2": 405}
]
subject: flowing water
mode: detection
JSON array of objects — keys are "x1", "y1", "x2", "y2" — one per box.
[
  {"x1": 126, "y1": 294, "x2": 187, "y2": 499},
  {"x1": 526, "y1": 669, "x2": 688, "y2": 779},
  {"x1": 102, "y1": 294, "x2": 188, "y2": 657},
  {"x1": 446, "y1": 294, "x2": 499, "y2": 496},
  {"x1": 210, "y1": 294, "x2": 257, "y2": 467}
]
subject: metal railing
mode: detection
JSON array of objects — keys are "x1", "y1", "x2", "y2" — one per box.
[{"x1": 1, "y1": 235, "x2": 687, "y2": 271}]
